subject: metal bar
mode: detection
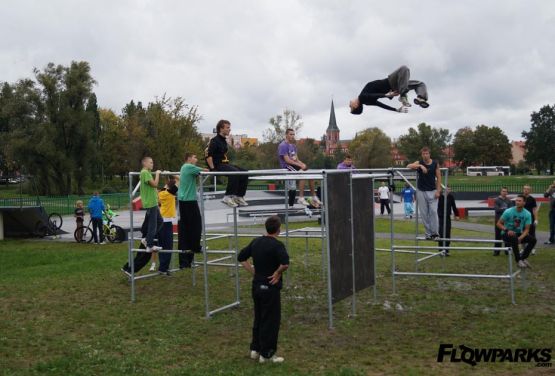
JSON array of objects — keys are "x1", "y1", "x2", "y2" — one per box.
[
  {"x1": 131, "y1": 248, "x2": 191, "y2": 253},
  {"x1": 415, "y1": 236, "x2": 503, "y2": 243},
  {"x1": 394, "y1": 271, "x2": 513, "y2": 279},
  {"x1": 372, "y1": 178, "x2": 377, "y2": 301},
  {"x1": 416, "y1": 252, "x2": 445, "y2": 263},
  {"x1": 375, "y1": 247, "x2": 435, "y2": 255},
  {"x1": 323, "y1": 172, "x2": 333, "y2": 329},
  {"x1": 207, "y1": 255, "x2": 233, "y2": 263},
  {"x1": 233, "y1": 206, "x2": 240, "y2": 305},
  {"x1": 200, "y1": 175, "x2": 210, "y2": 319},
  {"x1": 202, "y1": 262, "x2": 238, "y2": 267},
  {"x1": 349, "y1": 172, "x2": 357, "y2": 316},
  {"x1": 388, "y1": 173, "x2": 395, "y2": 294},
  {"x1": 392, "y1": 245, "x2": 512, "y2": 250},
  {"x1": 128, "y1": 172, "x2": 136, "y2": 303},
  {"x1": 508, "y1": 247, "x2": 515, "y2": 304},
  {"x1": 208, "y1": 301, "x2": 241, "y2": 317},
  {"x1": 284, "y1": 180, "x2": 290, "y2": 287}
]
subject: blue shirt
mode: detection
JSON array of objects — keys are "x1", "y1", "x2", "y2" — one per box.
[
  {"x1": 401, "y1": 187, "x2": 415, "y2": 203},
  {"x1": 277, "y1": 141, "x2": 297, "y2": 168},
  {"x1": 500, "y1": 206, "x2": 532, "y2": 234},
  {"x1": 88, "y1": 196, "x2": 105, "y2": 219}
]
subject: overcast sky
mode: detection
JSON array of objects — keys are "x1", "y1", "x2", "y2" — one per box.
[{"x1": 2, "y1": 0, "x2": 554, "y2": 142}]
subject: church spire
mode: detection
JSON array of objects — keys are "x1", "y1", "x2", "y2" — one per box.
[{"x1": 327, "y1": 100, "x2": 339, "y2": 132}]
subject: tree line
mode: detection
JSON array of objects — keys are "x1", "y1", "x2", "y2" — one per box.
[{"x1": 1, "y1": 61, "x2": 553, "y2": 195}]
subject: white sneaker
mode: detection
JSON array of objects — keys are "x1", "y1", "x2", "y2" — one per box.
[
  {"x1": 522, "y1": 259, "x2": 532, "y2": 268},
  {"x1": 141, "y1": 238, "x2": 147, "y2": 247},
  {"x1": 312, "y1": 196, "x2": 322, "y2": 205},
  {"x1": 234, "y1": 196, "x2": 249, "y2": 206},
  {"x1": 399, "y1": 95, "x2": 411, "y2": 107},
  {"x1": 531, "y1": 248, "x2": 536, "y2": 255},
  {"x1": 297, "y1": 197, "x2": 309, "y2": 206},
  {"x1": 149, "y1": 262, "x2": 156, "y2": 272},
  {"x1": 517, "y1": 260, "x2": 527, "y2": 268},
  {"x1": 147, "y1": 245, "x2": 162, "y2": 253},
  {"x1": 99, "y1": 241, "x2": 106, "y2": 245},
  {"x1": 222, "y1": 196, "x2": 238, "y2": 208},
  {"x1": 259, "y1": 354, "x2": 284, "y2": 363},
  {"x1": 249, "y1": 350, "x2": 259, "y2": 360}
]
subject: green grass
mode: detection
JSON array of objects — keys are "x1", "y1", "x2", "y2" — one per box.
[{"x1": 1, "y1": 225, "x2": 554, "y2": 375}]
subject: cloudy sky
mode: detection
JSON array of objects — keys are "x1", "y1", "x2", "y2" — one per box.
[{"x1": 2, "y1": 0, "x2": 554, "y2": 142}]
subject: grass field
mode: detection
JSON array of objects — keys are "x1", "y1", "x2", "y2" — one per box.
[{"x1": 1, "y1": 220, "x2": 554, "y2": 375}]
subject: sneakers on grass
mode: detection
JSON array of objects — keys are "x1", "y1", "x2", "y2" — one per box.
[
  {"x1": 249, "y1": 350, "x2": 259, "y2": 360},
  {"x1": 297, "y1": 197, "x2": 309, "y2": 206},
  {"x1": 259, "y1": 354, "x2": 284, "y2": 363},
  {"x1": 517, "y1": 260, "x2": 527, "y2": 268}
]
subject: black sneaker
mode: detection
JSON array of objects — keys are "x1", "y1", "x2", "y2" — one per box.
[
  {"x1": 425, "y1": 234, "x2": 432, "y2": 240},
  {"x1": 431, "y1": 234, "x2": 440, "y2": 240},
  {"x1": 414, "y1": 96, "x2": 429, "y2": 108}
]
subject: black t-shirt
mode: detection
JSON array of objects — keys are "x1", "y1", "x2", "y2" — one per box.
[
  {"x1": 75, "y1": 208, "x2": 84, "y2": 221},
  {"x1": 416, "y1": 160, "x2": 438, "y2": 191},
  {"x1": 238, "y1": 236, "x2": 290, "y2": 289},
  {"x1": 358, "y1": 79, "x2": 396, "y2": 112},
  {"x1": 207, "y1": 134, "x2": 229, "y2": 167},
  {"x1": 524, "y1": 195, "x2": 537, "y2": 220}
]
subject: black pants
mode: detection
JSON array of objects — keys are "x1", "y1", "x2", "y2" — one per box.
[
  {"x1": 438, "y1": 216, "x2": 452, "y2": 252},
  {"x1": 91, "y1": 217, "x2": 104, "y2": 243},
  {"x1": 158, "y1": 222, "x2": 174, "y2": 272},
  {"x1": 380, "y1": 199, "x2": 391, "y2": 214},
  {"x1": 122, "y1": 213, "x2": 160, "y2": 273},
  {"x1": 178, "y1": 201, "x2": 202, "y2": 268},
  {"x1": 502, "y1": 233, "x2": 537, "y2": 262},
  {"x1": 250, "y1": 283, "x2": 281, "y2": 359},
  {"x1": 215, "y1": 163, "x2": 248, "y2": 197},
  {"x1": 494, "y1": 216, "x2": 503, "y2": 248}
]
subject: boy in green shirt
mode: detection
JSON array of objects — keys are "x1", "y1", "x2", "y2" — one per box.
[
  {"x1": 141, "y1": 156, "x2": 163, "y2": 252},
  {"x1": 178, "y1": 153, "x2": 208, "y2": 268}
]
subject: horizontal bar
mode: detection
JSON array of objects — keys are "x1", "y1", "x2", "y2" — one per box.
[
  {"x1": 208, "y1": 255, "x2": 233, "y2": 263},
  {"x1": 250, "y1": 174, "x2": 324, "y2": 181},
  {"x1": 208, "y1": 301, "x2": 241, "y2": 317},
  {"x1": 352, "y1": 173, "x2": 391, "y2": 179},
  {"x1": 203, "y1": 262, "x2": 238, "y2": 267},
  {"x1": 394, "y1": 271, "x2": 512, "y2": 279},
  {"x1": 416, "y1": 236, "x2": 503, "y2": 243},
  {"x1": 132, "y1": 272, "x2": 162, "y2": 280},
  {"x1": 416, "y1": 252, "x2": 445, "y2": 263},
  {"x1": 393, "y1": 246, "x2": 512, "y2": 251},
  {"x1": 511, "y1": 270, "x2": 521, "y2": 277},
  {"x1": 132, "y1": 248, "x2": 191, "y2": 253},
  {"x1": 375, "y1": 247, "x2": 435, "y2": 255}
]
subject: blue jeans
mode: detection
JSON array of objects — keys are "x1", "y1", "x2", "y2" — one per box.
[
  {"x1": 145, "y1": 206, "x2": 163, "y2": 248},
  {"x1": 403, "y1": 202, "x2": 414, "y2": 217}
]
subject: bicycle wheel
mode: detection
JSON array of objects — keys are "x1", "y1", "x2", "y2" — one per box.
[
  {"x1": 105, "y1": 225, "x2": 117, "y2": 243},
  {"x1": 113, "y1": 225, "x2": 125, "y2": 243},
  {"x1": 74, "y1": 226, "x2": 87, "y2": 243},
  {"x1": 75, "y1": 226, "x2": 94, "y2": 243},
  {"x1": 48, "y1": 213, "x2": 63, "y2": 231}
]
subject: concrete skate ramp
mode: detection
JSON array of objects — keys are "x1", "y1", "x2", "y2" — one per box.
[{"x1": 0, "y1": 206, "x2": 66, "y2": 237}]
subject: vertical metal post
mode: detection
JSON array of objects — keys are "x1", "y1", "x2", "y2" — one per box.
[
  {"x1": 233, "y1": 205, "x2": 240, "y2": 304},
  {"x1": 349, "y1": 172, "x2": 357, "y2": 316},
  {"x1": 320, "y1": 189, "x2": 326, "y2": 281},
  {"x1": 441, "y1": 169, "x2": 449, "y2": 269},
  {"x1": 323, "y1": 172, "x2": 334, "y2": 329},
  {"x1": 508, "y1": 247, "x2": 515, "y2": 304},
  {"x1": 372, "y1": 177, "x2": 377, "y2": 301},
  {"x1": 129, "y1": 172, "x2": 135, "y2": 302},
  {"x1": 284, "y1": 180, "x2": 290, "y2": 287},
  {"x1": 415, "y1": 172, "x2": 420, "y2": 271},
  {"x1": 304, "y1": 230, "x2": 309, "y2": 267},
  {"x1": 200, "y1": 175, "x2": 210, "y2": 318}
]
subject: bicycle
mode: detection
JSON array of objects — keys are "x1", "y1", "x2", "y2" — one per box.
[
  {"x1": 35, "y1": 212, "x2": 63, "y2": 237},
  {"x1": 74, "y1": 205, "x2": 125, "y2": 243}
]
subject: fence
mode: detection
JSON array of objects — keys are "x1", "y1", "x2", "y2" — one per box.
[
  {"x1": 446, "y1": 182, "x2": 547, "y2": 193},
  {"x1": 0, "y1": 193, "x2": 129, "y2": 215}
]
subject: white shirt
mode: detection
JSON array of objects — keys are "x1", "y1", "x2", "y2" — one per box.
[{"x1": 378, "y1": 186, "x2": 390, "y2": 199}]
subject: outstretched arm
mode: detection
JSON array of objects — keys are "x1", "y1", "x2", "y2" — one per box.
[{"x1": 374, "y1": 101, "x2": 405, "y2": 112}]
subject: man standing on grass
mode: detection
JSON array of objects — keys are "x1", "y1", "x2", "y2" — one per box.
[
  {"x1": 87, "y1": 192, "x2": 105, "y2": 244},
  {"x1": 238, "y1": 216, "x2": 289, "y2": 364},
  {"x1": 407, "y1": 147, "x2": 442, "y2": 240},
  {"x1": 497, "y1": 194, "x2": 536, "y2": 268},
  {"x1": 378, "y1": 181, "x2": 391, "y2": 215},
  {"x1": 523, "y1": 185, "x2": 538, "y2": 254},
  {"x1": 400, "y1": 183, "x2": 416, "y2": 219},
  {"x1": 493, "y1": 187, "x2": 513, "y2": 255}
]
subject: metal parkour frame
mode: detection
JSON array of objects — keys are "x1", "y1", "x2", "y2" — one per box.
[
  {"x1": 371, "y1": 167, "x2": 521, "y2": 304},
  {"x1": 196, "y1": 169, "x2": 388, "y2": 329}
]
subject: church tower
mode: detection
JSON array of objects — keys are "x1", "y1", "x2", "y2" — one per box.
[{"x1": 326, "y1": 100, "x2": 339, "y2": 155}]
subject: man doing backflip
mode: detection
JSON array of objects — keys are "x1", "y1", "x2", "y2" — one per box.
[{"x1": 350, "y1": 65, "x2": 429, "y2": 115}]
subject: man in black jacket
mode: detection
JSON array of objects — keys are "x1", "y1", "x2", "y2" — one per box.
[
  {"x1": 350, "y1": 65, "x2": 429, "y2": 114},
  {"x1": 437, "y1": 187, "x2": 459, "y2": 255},
  {"x1": 206, "y1": 120, "x2": 249, "y2": 208}
]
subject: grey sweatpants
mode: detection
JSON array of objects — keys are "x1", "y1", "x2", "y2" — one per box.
[
  {"x1": 388, "y1": 66, "x2": 428, "y2": 100},
  {"x1": 416, "y1": 190, "x2": 439, "y2": 236}
]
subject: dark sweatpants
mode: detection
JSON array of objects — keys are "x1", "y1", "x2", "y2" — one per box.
[
  {"x1": 178, "y1": 200, "x2": 202, "y2": 268},
  {"x1": 91, "y1": 217, "x2": 104, "y2": 243},
  {"x1": 380, "y1": 199, "x2": 391, "y2": 215},
  {"x1": 438, "y1": 216, "x2": 452, "y2": 252},
  {"x1": 158, "y1": 222, "x2": 174, "y2": 272},
  {"x1": 250, "y1": 283, "x2": 281, "y2": 359},
  {"x1": 215, "y1": 163, "x2": 248, "y2": 197},
  {"x1": 122, "y1": 212, "x2": 161, "y2": 273},
  {"x1": 502, "y1": 233, "x2": 537, "y2": 262}
]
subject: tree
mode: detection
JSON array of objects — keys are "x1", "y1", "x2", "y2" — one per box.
[
  {"x1": 522, "y1": 104, "x2": 555, "y2": 174},
  {"x1": 263, "y1": 109, "x2": 303, "y2": 143},
  {"x1": 452, "y1": 127, "x2": 477, "y2": 169},
  {"x1": 397, "y1": 123, "x2": 451, "y2": 164},
  {"x1": 473, "y1": 125, "x2": 512, "y2": 166},
  {"x1": 348, "y1": 127, "x2": 392, "y2": 168}
]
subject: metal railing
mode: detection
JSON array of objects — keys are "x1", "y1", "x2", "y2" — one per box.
[{"x1": 0, "y1": 193, "x2": 129, "y2": 215}]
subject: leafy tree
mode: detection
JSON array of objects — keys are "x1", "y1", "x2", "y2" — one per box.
[
  {"x1": 452, "y1": 127, "x2": 477, "y2": 168},
  {"x1": 263, "y1": 109, "x2": 303, "y2": 143},
  {"x1": 522, "y1": 104, "x2": 555, "y2": 174},
  {"x1": 473, "y1": 125, "x2": 512, "y2": 166},
  {"x1": 348, "y1": 127, "x2": 392, "y2": 168},
  {"x1": 397, "y1": 123, "x2": 451, "y2": 164}
]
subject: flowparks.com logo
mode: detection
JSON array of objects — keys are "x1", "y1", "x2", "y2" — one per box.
[{"x1": 437, "y1": 344, "x2": 552, "y2": 367}]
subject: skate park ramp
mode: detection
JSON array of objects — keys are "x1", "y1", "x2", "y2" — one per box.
[{"x1": 0, "y1": 206, "x2": 67, "y2": 237}]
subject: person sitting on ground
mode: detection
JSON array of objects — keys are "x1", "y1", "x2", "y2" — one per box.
[
  {"x1": 277, "y1": 128, "x2": 321, "y2": 207},
  {"x1": 496, "y1": 194, "x2": 537, "y2": 268},
  {"x1": 349, "y1": 65, "x2": 429, "y2": 115},
  {"x1": 206, "y1": 120, "x2": 249, "y2": 208},
  {"x1": 337, "y1": 154, "x2": 356, "y2": 170},
  {"x1": 238, "y1": 215, "x2": 289, "y2": 364},
  {"x1": 493, "y1": 187, "x2": 513, "y2": 255}
]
